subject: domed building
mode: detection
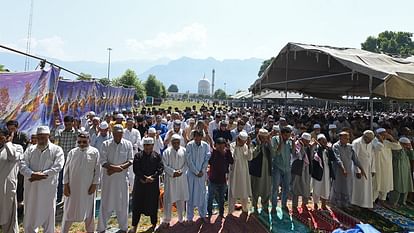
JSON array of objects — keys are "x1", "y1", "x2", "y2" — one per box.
[{"x1": 198, "y1": 76, "x2": 210, "y2": 95}]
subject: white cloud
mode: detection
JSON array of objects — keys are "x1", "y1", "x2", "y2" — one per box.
[
  {"x1": 2, "y1": 35, "x2": 69, "y2": 60},
  {"x1": 125, "y1": 23, "x2": 208, "y2": 59}
]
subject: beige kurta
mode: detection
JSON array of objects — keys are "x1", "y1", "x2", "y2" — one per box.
[
  {"x1": 0, "y1": 142, "x2": 23, "y2": 233},
  {"x1": 351, "y1": 137, "x2": 375, "y2": 208},
  {"x1": 162, "y1": 146, "x2": 189, "y2": 203},
  {"x1": 19, "y1": 142, "x2": 65, "y2": 231},
  {"x1": 62, "y1": 146, "x2": 101, "y2": 222},
  {"x1": 372, "y1": 138, "x2": 401, "y2": 194},
  {"x1": 229, "y1": 142, "x2": 253, "y2": 198}
]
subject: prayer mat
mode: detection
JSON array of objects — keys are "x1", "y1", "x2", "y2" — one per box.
[
  {"x1": 371, "y1": 204, "x2": 414, "y2": 232},
  {"x1": 268, "y1": 207, "x2": 311, "y2": 233},
  {"x1": 290, "y1": 206, "x2": 338, "y2": 232},
  {"x1": 385, "y1": 204, "x2": 414, "y2": 219},
  {"x1": 319, "y1": 206, "x2": 361, "y2": 229},
  {"x1": 341, "y1": 206, "x2": 403, "y2": 233}
]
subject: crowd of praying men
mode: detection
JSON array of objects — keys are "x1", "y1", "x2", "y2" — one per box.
[{"x1": 1, "y1": 105, "x2": 414, "y2": 233}]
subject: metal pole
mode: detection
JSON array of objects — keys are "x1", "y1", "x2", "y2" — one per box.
[
  {"x1": 369, "y1": 75, "x2": 374, "y2": 130},
  {"x1": 107, "y1": 48, "x2": 112, "y2": 80},
  {"x1": 284, "y1": 46, "x2": 289, "y2": 114}
]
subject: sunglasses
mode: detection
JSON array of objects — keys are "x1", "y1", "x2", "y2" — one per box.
[{"x1": 77, "y1": 140, "x2": 88, "y2": 145}]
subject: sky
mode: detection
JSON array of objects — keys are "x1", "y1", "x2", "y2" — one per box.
[{"x1": 0, "y1": 0, "x2": 413, "y2": 63}]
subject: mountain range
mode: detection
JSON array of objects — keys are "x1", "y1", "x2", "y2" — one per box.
[{"x1": 0, "y1": 52, "x2": 263, "y2": 94}]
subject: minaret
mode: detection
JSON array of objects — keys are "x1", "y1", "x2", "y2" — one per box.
[{"x1": 211, "y1": 69, "x2": 215, "y2": 96}]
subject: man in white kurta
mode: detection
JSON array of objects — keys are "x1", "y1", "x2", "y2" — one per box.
[
  {"x1": 351, "y1": 130, "x2": 375, "y2": 208},
  {"x1": 97, "y1": 125, "x2": 133, "y2": 233},
  {"x1": 228, "y1": 131, "x2": 253, "y2": 214},
  {"x1": 185, "y1": 130, "x2": 211, "y2": 223},
  {"x1": 123, "y1": 118, "x2": 142, "y2": 189},
  {"x1": 164, "y1": 120, "x2": 186, "y2": 147},
  {"x1": 371, "y1": 128, "x2": 401, "y2": 202},
  {"x1": 62, "y1": 132, "x2": 101, "y2": 233},
  {"x1": 0, "y1": 129, "x2": 23, "y2": 233},
  {"x1": 19, "y1": 126, "x2": 65, "y2": 233},
  {"x1": 160, "y1": 134, "x2": 189, "y2": 227},
  {"x1": 143, "y1": 128, "x2": 164, "y2": 154}
]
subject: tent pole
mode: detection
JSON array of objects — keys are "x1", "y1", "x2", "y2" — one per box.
[
  {"x1": 369, "y1": 75, "x2": 374, "y2": 130},
  {"x1": 284, "y1": 45, "x2": 289, "y2": 114}
]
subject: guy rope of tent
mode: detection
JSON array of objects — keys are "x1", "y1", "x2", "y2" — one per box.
[{"x1": 0, "y1": 44, "x2": 87, "y2": 79}]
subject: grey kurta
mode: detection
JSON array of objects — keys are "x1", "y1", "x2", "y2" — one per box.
[
  {"x1": 330, "y1": 141, "x2": 361, "y2": 207},
  {"x1": 392, "y1": 148, "x2": 414, "y2": 193},
  {"x1": 0, "y1": 142, "x2": 23, "y2": 233},
  {"x1": 291, "y1": 142, "x2": 313, "y2": 198},
  {"x1": 250, "y1": 152, "x2": 271, "y2": 198}
]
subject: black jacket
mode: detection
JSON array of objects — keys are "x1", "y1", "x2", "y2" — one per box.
[{"x1": 249, "y1": 140, "x2": 272, "y2": 177}]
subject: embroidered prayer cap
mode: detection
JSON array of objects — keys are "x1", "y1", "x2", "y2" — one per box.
[
  {"x1": 143, "y1": 137, "x2": 154, "y2": 145},
  {"x1": 238, "y1": 131, "x2": 249, "y2": 141},
  {"x1": 99, "y1": 121, "x2": 109, "y2": 130},
  {"x1": 37, "y1": 126, "x2": 51, "y2": 135},
  {"x1": 301, "y1": 132, "x2": 312, "y2": 141}
]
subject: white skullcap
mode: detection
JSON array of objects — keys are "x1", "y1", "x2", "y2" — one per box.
[
  {"x1": 171, "y1": 134, "x2": 181, "y2": 141},
  {"x1": 92, "y1": 116, "x2": 100, "y2": 121},
  {"x1": 143, "y1": 137, "x2": 154, "y2": 145},
  {"x1": 279, "y1": 117, "x2": 286, "y2": 121},
  {"x1": 99, "y1": 121, "x2": 109, "y2": 130},
  {"x1": 37, "y1": 126, "x2": 50, "y2": 135},
  {"x1": 363, "y1": 130, "x2": 375, "y2": 139},
  {"x1": 112, "y1": 124, "x2": 124, "y2": 133},
  {"x1": 238, "y1": 131, "x2": 248, "y2": 141},
  {"x1": 258, "y1": 128, "x2": 269, "y2": 136},
  {"x1": 313, "y1": 124, "x2": 321, "y2": 129},
  {"x1": 161, "y1": 118, "x2": 168, "y2": 124},
  {"x1": 148, "y1": 128, "x2": 156, "y2": 134},
  {"x1": 301, "y1": 132, "x2": 311, "y2": 141},
  {"x1": 399, "y1": 137, "x2": 411, "y2": 144},
  {"x1": 328, "y1": 124, "x2": 337, "y2": 129},
  {"x1": 317, "y1": 134, "x2": 326, "y2": 140},
  {"x1": 115, "y1": 114, "x2": 125, "y2": 120},
  {"x1": 376, "y1": 128, "x2": 386, "y2": 134},
  {"x1": 89, "y1": 111, "x2": 96, "y2": 116},
  {"x1": 189, "y1": 118, "x2": 195, "y2": 123},
  {"x1": 273, "y1": 125, "x2": 280, "y2": 131}
]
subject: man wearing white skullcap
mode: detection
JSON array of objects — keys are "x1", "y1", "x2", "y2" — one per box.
[
  {"x1": 291, "y1": 132, "x2": 316, "y2": 211},
  {"x1": 228, "y1": 131, "x2": 253, "y2": 215},
  {"x1": 0, "y1": 128, "x2": 24, "y2": 233},
  {"x1": 388, "y1": 137, "x2": 414, "y2": 206},
  {"x1": 250, "y1": 129, "x2": 272, "y2": 215},
  {"x1": 97, "y1": 124, "x2": 133, "y2": 233},
  {"x1": 327, "y1": 124, "x2": 338, "y2": 143},
  {"x1": 311, "y1": 124, "x2": 321, "y2": 140},
  {"x1": 160, "y1": 134, "x2": 188, "y2": 227},
  {"x1": 20, "y1": 126, "x2": 65, "y2": 233},
  {"x1": 130, "y1": 134, "x2": 163, "y2": 232},
  {"x1": 91, "y1": 121, "x2": 113, "y2": 156},
  {"x1": 143, "y1": 128, "x2": 164, "y2": 154},
  {"x1": 351, "y1": 130, "x2": 375, "y2": 208},
  {"x1": 371, "y1": 128, "x2": 401, "y2": 204}
]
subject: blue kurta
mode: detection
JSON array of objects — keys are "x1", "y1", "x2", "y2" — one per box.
[{"x1": 185, "y1": 141, "x2": 211, "y2": 207}]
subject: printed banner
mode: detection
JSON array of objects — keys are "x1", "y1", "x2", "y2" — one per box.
[
  {"x1": 0, "y1": 67, "x2": 135, "y2": 135},
  {"x1": 0, "y1": 67, "x2": 60, "y2": 135}
]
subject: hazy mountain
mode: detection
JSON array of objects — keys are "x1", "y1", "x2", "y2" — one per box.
[
  {"x1": 140, "y1": 57, "x2": 263, "y2": 94},
  {"x1": 0, "y1": 52, "x2": 263, "y2": 94}
]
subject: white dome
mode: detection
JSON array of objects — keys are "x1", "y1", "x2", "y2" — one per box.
[{"x1": 198, "y1": 78, "x2": 211, "y2": 95}]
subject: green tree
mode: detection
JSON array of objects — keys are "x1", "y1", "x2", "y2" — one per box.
[
  {"x1": 258, "y1": 57, "x2": 275, "y2": 77},
  {"x1": 160, "y1": 83, "x2": 167, "y2": 98},
  {"x1": 167, "y1": 84, "x2": 179, "y2": 92},
  {"x1": 113, "y1": 69, "x2": 146, "y2": 99},
  {"x1": 144, "y1": 74, "x2": 164, "y2": 98},
  {"x1": 77, "y1": 72, "x2": 93, "y2": 81},
  {"x1": 214, "y1": 89, "x2": 227, "y2": 100},
  {"x1": 0, "y1": 64, "x2": 9, "y2": 72},
  {"x1": 98, "y1": 78, "x2": 111, "y2": 86},
  {"x1": 361, "y1": 31, "x2": 414, "y2": 57}
]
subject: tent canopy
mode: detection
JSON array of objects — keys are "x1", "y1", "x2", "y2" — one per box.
[{"x1": 250, "y1": 42, "x2": 414, "y2": 99}]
